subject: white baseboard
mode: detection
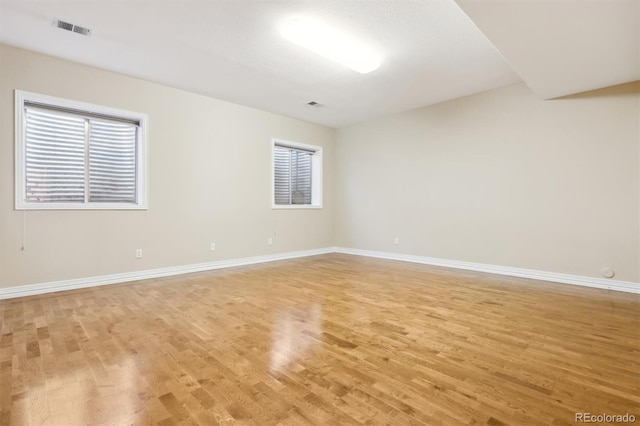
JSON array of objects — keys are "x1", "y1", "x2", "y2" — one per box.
[
  {"x1": 0, "y1": 247, "x2": 334, "y2": 300},
  {"x1": 2, "y1": 246, "x2": 638, "y2": 300},
  {"x1": 334, "y1": 247, "x2": 640, "y2": 294}
]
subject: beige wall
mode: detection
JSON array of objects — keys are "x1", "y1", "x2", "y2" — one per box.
[
  {"x1": 0, "y1": 44, "x2": 335, "y2": 288},
  {"x1": 335, "y1": 82, "x2": 640, "y2": 282},
  {"x1": 2, "y1": 44, "x2": 638, "y2": 289}
]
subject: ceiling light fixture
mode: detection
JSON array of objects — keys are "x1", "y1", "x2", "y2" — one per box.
[{"x1": 281, "y1": 18, "x2": 381, "y2": 74}]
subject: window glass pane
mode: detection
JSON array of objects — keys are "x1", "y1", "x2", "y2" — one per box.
[
  {"x1": 25, "y1": 107, "x2": 86, "y2": 203},
  {"x1": 274, "y1": 145, "x2": 313, "y2": 205},
  {"x1": 89, "y1": 119, "x2": 137, "y2": 203},
  {"x1": 274, "y1": 145, "x2": 292, "y2": 205},
  {"x1": 290, "y1": 150, "x2": 312, "y2": 205}
]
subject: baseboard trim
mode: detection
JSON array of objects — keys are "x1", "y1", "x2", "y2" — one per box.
[
  {"x1": 335, "y1": 247, "x2": 640, "y2": 294},
  {"x1": 2, "y1": 246, "x2": 637, "y2": 300},
  {"x1": 0, "y1": 247, "x2": 334, "y2": 300}
]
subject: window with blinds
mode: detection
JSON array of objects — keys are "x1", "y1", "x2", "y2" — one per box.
[
  {"x1": 272, "y1": 139, "x2": 322, "y2": 208},
  {"x1": 274, "y1": 145, "x2": 312, "y2": 205},
  {"x1": 15, "y1": 91, "x2": 147, "y2": 209}
]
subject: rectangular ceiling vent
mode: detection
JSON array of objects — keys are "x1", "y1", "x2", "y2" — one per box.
[{"x1": 54, "y1": 19, "x2": 92, "y2": 36}]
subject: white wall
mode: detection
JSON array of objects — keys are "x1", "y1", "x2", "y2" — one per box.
[
  {"x1": 0, "y1": 44, "x2": 335, "y2": 288},
  {"x1": 335, "y1": 82, "x2": 640, "y2": 283}
]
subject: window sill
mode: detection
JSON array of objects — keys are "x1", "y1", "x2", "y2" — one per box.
[
  {"x1": 16, "y1": 203, "x2": 148, "y2": 211},
  {"x1": 272, "y1": 204, "x2": 323, "y2": 210}
]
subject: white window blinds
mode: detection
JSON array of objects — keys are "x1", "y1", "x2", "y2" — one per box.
[
  {"x1": 25, "y1": 107, "x2": 86, "y2": 203},
  {"x1": 24, "y1": 103, "x2": 139, "y2": 204},
  {"x1": 88, "y1": 119, "x2": 137, "y2": 203},
  {"x1": 274, "y1": 144, "x2": 313, "y2": 205}
]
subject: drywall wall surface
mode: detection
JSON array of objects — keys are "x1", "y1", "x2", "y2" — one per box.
[
  {"x1": 0, "y1": 44, "x2": 335, "y2": 288},
  {"x1": 336, "y1": 82, "x2": 640, "y2": 282}
]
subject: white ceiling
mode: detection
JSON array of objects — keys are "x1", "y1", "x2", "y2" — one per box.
[
  {"x1": 0, "y1": 1, "x2": 637, "y2": 128},
  {"x1": 455, "y1": 0, "x2": 640, "y2": 100},
  {"x1": 0, "y1": 0, "x2": 520, "y2": 128}
]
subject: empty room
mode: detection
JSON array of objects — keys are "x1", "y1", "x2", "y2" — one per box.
[{"x1": 0, "y1": 0, "x2": 638, "y2": 425}]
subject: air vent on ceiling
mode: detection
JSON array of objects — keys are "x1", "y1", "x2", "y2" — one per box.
[{"x1": 54, "y1": 19, "x2": 92, "y2": 36}]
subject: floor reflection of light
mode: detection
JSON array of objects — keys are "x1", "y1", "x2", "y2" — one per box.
[
  {"x1": 269, "y1": 303, "x2": 321, "y2": 375},
  {"x1": 25, "y1": 354, "x2": 145, "y2": 425},
  {"x1": 83, "y1": 356, "x2": 143, "y2": 425}
]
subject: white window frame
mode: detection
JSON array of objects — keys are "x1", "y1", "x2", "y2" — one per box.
[
  {"x1": 15, "y1": 90, "x2": 148, "y2": 210},
  {"x1": 271, "y1": 138, "x2": 323, "y2": 209}
]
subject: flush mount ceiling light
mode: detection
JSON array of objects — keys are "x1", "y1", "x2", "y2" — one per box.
[{"x1": 281, "y1": 18, "x2": 381, "y2": 74}]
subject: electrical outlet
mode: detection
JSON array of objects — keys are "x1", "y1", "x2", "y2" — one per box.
[
  {"x1": 210, "y1": 242, "x2": 216, "y2": 251},
  {"x1": 394, "y1": 237, "x2": 400, "y2": 245},
  {"x1": 135, "y1": 249, "x2": 142, "y2": 259},
  {"x1": 268, "y1": 237, "x2": 273, "y2": 246}
]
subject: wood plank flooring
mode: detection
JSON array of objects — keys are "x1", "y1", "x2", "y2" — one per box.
[{"x1": 0, "y1": 254, "x2": 638, "y2": 425}]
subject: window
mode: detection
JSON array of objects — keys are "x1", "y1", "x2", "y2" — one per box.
[
  {"x1": 272, "y1": 139, "x2": 322, "y2": 208},
  {"x1": 15, "y1": 90, "x2": 147, "y2": 209}
]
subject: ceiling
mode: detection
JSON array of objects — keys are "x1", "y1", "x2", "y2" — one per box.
[
  {"x1": 0, "y1": 1, "x2": 637, "y2": 128},
  {"x1": 455, "y1": 0, "x2": 639, "y2": 100}
]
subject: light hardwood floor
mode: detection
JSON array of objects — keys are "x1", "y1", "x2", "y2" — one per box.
[{"x1": 1, "y1": 254, "x2": 638, "y2": 425}]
